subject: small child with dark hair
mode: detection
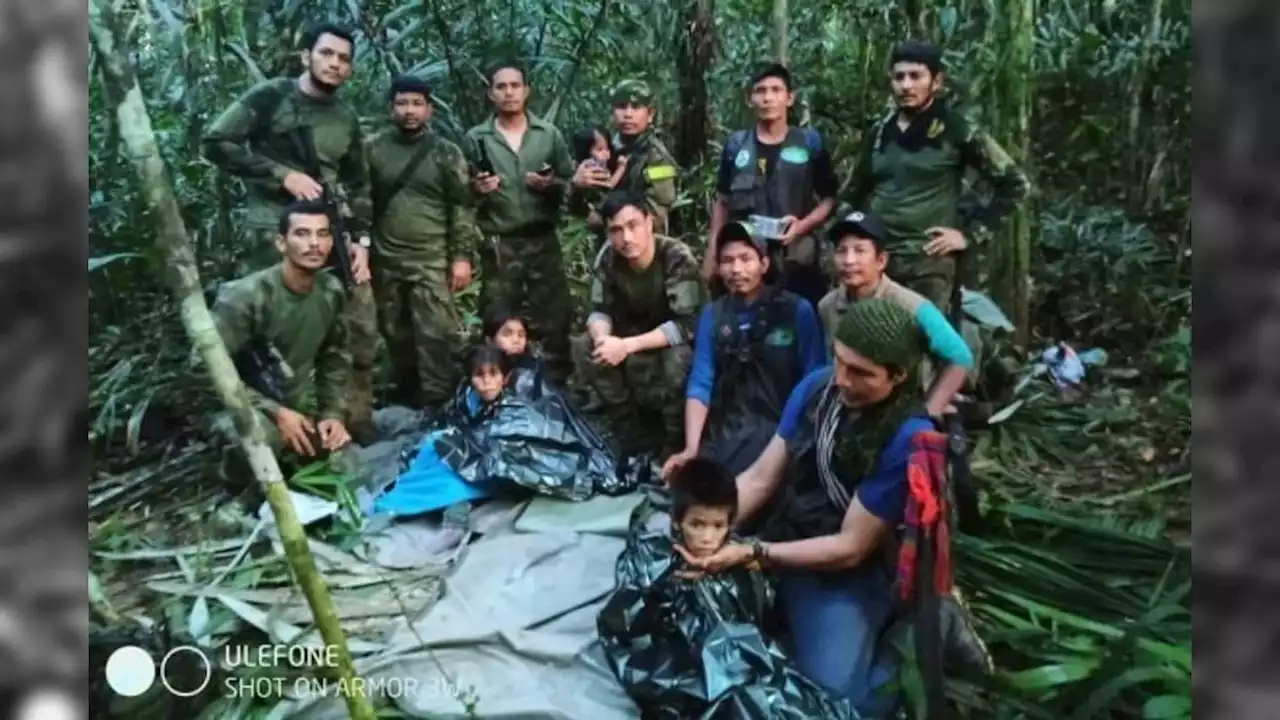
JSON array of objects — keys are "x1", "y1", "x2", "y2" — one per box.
[
  {"x1": 466, "y1": 344, "x2": 511, "y2": 407},
  {"x1": 669, "y1": 457, "x2": 738, "y2": 561},
  {"x1": 482, "y1": 305, "x2": 530, "y2": 360},
  {"x1": 482, "y1": 305, "x2": 555, "y2": 398},
  {"x1": 572, "y1": 125, "x2": 613, "y2": 171},
  {"x1": 570, "y1": 125, "x2": 628, "y2": 227},
  {"x1": 599, "y1": 456, "x2": 824, "y2": 717},
  {"x1": 372, "y1": 344, "x2": 511, "y2": 526}
]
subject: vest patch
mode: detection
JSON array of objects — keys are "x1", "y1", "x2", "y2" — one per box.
[
  {"x1": 780, "y1": 146, "x2": 810, "y2": 164},
  {"x1": 734, "y1": 148, "x2": 751, "y2": 169},
  {"x1": 764, "y1": 327, "x2": 795, "y2": 346}
]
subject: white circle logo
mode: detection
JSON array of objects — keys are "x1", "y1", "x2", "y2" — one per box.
[
  {"x1": 104, "y1": 646, "x2": 156, "y2": 697},
  {"x1": 849, "y1": 212, "x2": 865, "y2": 222},
  {"x1": 159, "y1": 646, "x2": 213, "y2": 698}
]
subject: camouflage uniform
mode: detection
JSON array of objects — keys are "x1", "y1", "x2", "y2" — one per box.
[
  {"x1": 574, "y1": 236, "x2": 704, "y2": 456},
  {"x1": 206, "y1": 265, "x2": 351, "y2": 475},
  {"x1": 603, "y1": 80, "x2": 680, "y2": 234},
  {"x1": 847, "y1": 101, "x2": 1031, "y2": 309},
  {"x1": 464, "y1": 113, "x2": 576, "y2": 383},
  {"x1": 203, "y1": 77, "x2": 379, "y2": 437},
  {"x1": 367, "y1": 128, "x2": 481, "y2": 408}
]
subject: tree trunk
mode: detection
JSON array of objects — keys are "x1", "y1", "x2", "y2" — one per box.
[
  {"x1": 1004, "y1": 0, "x2": 1035, "y2": 346},
  {"x1": 1129, "y1": 0, "x2": 1165, "y2": 208},
  {"x1": 675, "y1": 0, "x2": 715, "y2": 170},
  {"x1": 88, "y1": 4, "x2": 377, "y2": 718},
  {"x1": 771, "y1": 0, "x2": 788, "y2": 65}
]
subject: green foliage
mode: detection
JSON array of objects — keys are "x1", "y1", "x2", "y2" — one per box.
[{"x1": 89, "y1": 1, "x2": 1191, "y2": 717}]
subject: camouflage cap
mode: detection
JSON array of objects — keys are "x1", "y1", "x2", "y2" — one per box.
[{"x1": 610, "y1": 79, "x2": 654, "y2": 106}]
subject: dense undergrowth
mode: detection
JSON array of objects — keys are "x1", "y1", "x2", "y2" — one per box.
[{"x1": 88, "y1": 0, "x2": 1190, "y2": 717}]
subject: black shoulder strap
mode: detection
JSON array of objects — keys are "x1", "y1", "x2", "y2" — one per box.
[{"x1": 374, "y1": 134, "x2": 437, "y2": 222}]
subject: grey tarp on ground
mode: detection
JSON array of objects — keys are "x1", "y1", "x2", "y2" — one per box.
[{"x1": 282, "y1": 493, "x2": 653, "y2": 719}]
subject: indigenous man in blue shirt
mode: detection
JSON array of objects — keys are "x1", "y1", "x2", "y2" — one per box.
[
  {"x1": 675, "y1": 297, "x2": 937, "y2": 715},
  {"x1": 663, "y1": 221, "x2": 826, "y2": 479}
]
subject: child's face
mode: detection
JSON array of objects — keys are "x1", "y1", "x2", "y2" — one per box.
[
  {"x1": 470, "y1": 363, "x2": 506, "y2": 403},
  {"x1": 491, "y1": 319, "x2": 527, "y2": 357},
  {"x1": 590, "y1": 133, "x2": 611, "y2": 164},
  {"x1": 679, "y1": 505, "x2": 732, "y2": 558}
]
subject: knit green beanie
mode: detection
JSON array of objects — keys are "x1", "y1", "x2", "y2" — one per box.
[{"x1": 834, "y1": 297, "x2": 922, "y2": 371}]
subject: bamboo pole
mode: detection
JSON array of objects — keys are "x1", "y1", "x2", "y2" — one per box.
[
  {"x1": 1004, "y1": 0, "x2": 1035, "y2": 347},
  {"x1": 88, "y1": 2, "x2": 377, "y2": 718}
]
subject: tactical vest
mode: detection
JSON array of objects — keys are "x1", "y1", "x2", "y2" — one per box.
[
  {"x1": 705, "y1": 288, "x2": 802, "y2": 440},
  {"x1": 723, "y1": 127, "x2": 820, "y2": 222},
  {"x1": 759, "y1": 369, "x2": 863, "y2": 542}
]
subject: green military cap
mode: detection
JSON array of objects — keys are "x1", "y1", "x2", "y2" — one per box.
[{"x1": 610, "y1": 79, "x2": 654, "y2": 106}]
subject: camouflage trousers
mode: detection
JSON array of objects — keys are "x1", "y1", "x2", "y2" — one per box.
[
  {"x1": 236, "y1": 225, "x2": 379, "y2": 432},
  {"x1": 571, "y1": 334, "x2": 691, "y2": 457},
  {"x1": 373, "y1": 264, "x2": 463, "y2": 409},
  {"x1": 479, "y1": 231, "x2": 574, "y2": 384},
  {"x1": 344, "y1": 283, "x2": 378, "y2": 432},
  {"x1": 889, "y1": 244, "x2": 958, "y2": 312}
]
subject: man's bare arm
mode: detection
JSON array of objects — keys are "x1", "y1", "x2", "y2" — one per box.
[{"x1": 760, "y1": 497, "x2": 889, "y2": 571}]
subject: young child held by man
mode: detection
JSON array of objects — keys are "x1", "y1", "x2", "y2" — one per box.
[{"x1": 570, "y1": 125, "x2": 628, "y2": 229}]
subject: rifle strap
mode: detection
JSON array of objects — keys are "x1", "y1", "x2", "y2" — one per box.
[{"x1": 375, "y1": 135, "x2": 437, "y2": 221}]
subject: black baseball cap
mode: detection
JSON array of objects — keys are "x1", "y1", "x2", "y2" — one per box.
[
  {"x1": 827, "y1": 211, "x2": 889, "y2": 248},
  {"x1": 717, "y1": 221, "x2": 767, "y2": 257}
]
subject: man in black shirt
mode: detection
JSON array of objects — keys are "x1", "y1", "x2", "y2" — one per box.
[{"x1": 702, "y1": 63, "x2": 840, "y2": 308}]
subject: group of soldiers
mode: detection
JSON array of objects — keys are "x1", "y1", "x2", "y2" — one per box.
[{"x1": 198, "y1": 21, "x2": 1030, "y2": 476}]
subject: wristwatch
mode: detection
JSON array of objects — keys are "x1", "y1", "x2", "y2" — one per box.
[{"x1": 750, "y1": 539, "x2": 767, "y2": 564}]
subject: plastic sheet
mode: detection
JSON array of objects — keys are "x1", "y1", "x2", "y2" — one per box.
[
  {"x1": 597, "y1": 528, "x2": 860, "y2": 719},
  {"x1": 413, "y1": 371, "x2": 647, "y2": 503}
]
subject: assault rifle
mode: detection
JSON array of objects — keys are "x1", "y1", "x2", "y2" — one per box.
[
  {"x1": 290, "y1": 125, "x2": 357, "y2": 293},
  {"x1": 203, "y1": 285, "x2": 293, "y2": 403}
]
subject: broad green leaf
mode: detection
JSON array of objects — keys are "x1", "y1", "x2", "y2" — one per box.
[
  {"x1": 1004, "y1": 661, "x2": 1098, "y2": 690},
  {"x1": 1142, "y1": 695, "x2": 1192, "y2": 719}
]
